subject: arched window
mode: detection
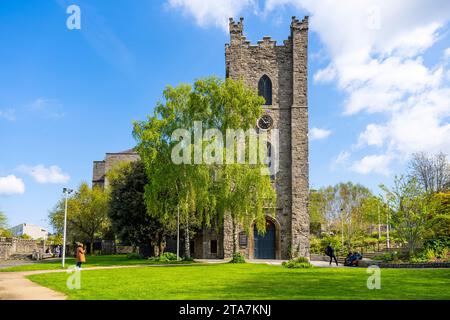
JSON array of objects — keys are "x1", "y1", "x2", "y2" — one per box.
[{"x1": 258, "y1": 75, "x2": 272, "y2": 105}]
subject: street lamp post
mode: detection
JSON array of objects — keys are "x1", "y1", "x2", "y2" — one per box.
[
  {"x1": 386, "y1": 207, "x2": 390, "y2": 249},
  {"x1": 176, "y1": 205, "x2": 180, "y2": 261},
  {"x1": 62, "y1": 187, "x2": 73, "y2": 268},
  {"x1": 340, "y1": 208, "x2": 344, "y2": 253}
]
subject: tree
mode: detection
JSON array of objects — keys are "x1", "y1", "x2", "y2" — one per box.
[
  {"x1": 134, "y1": 77, "x2": 275, "y2": 258},
  {"x1": 0, "y1": 211, "x2": 7, "y2": 229},
  {"x1": 409, "y1": 152, "x2": 450, "y2": 193},
  {"x1": 108, "y1": 160, "x2": 169, "y2": 256},
  {"x1": 0, "y1": 211, "x2": 12, "y2": 237},
  {"x1": 381, "y1": 176, "x2": 436, "y2": 255},
  {"x1": 49, "y1": 183, "x2": 109, "y2": 254},
  {"x1": 425, "y1": 192, "x2": 450, "y2": 240}
]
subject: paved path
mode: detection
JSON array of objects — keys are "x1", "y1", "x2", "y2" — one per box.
[
  {"x1": 0, "y1": 270, "x2": 66, "y2": 300},
  {"x1": 0, "y1": 264, "x2": 168, "y2": 300}
]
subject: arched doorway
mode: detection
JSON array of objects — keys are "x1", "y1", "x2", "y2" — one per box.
[{"x1": 253, "y1": 219, "x2": 276, "y2": 259}]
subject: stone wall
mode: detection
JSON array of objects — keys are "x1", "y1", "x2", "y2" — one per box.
[
  {"x1": 224, "y1": 16, "x2": 309, "y2": 259},
  {"x1": 0, "y1": 238, "x2": 45, "y2": 260}
]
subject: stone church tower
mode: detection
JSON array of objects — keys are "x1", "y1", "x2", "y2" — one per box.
[{"x1": 223, "y1": 16, "x2": 310, "y2": 259}]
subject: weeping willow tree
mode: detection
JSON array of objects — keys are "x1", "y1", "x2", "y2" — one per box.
[{"x1": 134, "y1": 77, "x2": 276, "y2": 258}]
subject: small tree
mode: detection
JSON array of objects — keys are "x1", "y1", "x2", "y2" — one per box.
[
  {"x1": 0, "y1": 211, "x2": 12, "y2": 237},
  {"x1": 409, "y1": 152, "x2": 450, "y2": 193},
  {"x1": 381, "y1": 176, "x2": 436, "y2": 255}
]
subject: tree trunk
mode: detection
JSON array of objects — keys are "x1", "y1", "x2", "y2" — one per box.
[
  {"x1": 159, "y1": 233, "x2": 166, "y2": 256},
  {"x1": 184, "y1": 215, "x2": 190, "y2": 259},
  {"x1": 90, "y1": 237, "x2": 94, "y2": 256},
  {"x1": 232, "y1": 216, "x2": 237, "y2": 254}
]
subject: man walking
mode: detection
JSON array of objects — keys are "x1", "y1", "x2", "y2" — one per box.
[{"x1": 325, "y1": 244, "x2": 338, "y2": 266}]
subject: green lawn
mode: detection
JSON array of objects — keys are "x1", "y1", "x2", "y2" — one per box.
[
  {"x1": 0, "y1": 255, "x2": 191, "y2": 272},
  {"x1": 27, "y1": 263, "x2": 450, "y2": 300}
]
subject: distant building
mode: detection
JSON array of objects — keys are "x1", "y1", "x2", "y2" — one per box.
[
  {"x1": 92, "y1": 148, "x2": 140, "y2": 189},
  {"x1": 9, "y1": 223, "x2": 49, "y2": 240}
]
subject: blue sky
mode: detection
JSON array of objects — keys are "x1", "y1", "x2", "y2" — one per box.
[{"x1": 1, "y1": 0, "x2": 449, "y2": 230}]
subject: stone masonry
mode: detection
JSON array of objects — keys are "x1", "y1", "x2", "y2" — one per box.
[
  {"x1": 92, "y1": 148, "x2": 140, "y2": 189},
  {"x1": 223, "y1": 16, "x2": 310, "y2": 259}
]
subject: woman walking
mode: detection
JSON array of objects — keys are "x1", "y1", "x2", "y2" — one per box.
[{"x1": 76, "y1": 242, "x2": 86, "y2": 269}]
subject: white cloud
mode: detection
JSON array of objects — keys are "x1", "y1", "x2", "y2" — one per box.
[
  {"x1": 310, "y1": 127, "x2": 332, "y2": 141},
  {"x1": 166, "y1": 0, "x2": 450, "y2": 175},
  {"x1": 166, "y1": 0, "x2": 257, "y2": 31},
  {"x1": 0, "y1": 108, "x2": 16, "y2": 121},
  {"x1": 0, "y1": 175, "x2": 25, "y2": 196},
  {"x1": 350, "y1": 154, "x2": 392, "y2": 176},
  {"x1": 26, "y1": 98, "x2": 65, "y2": 119},
  {"x1": 17, "y1": 165, "x2": 70, "y2": 184},
  {"x1": 357, "y1": 124, "x2": 387, "y2": 148},
  {"x1": 264, "y1": 0, "x2": 450, "y2": 173},
  {"x1": 331, "y1": 151, "x2": 351, "y2": 169},
  {"x1": 335, "y1": 151, "x2": 350, "y2": 164}
]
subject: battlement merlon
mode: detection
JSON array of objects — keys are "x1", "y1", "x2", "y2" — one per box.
[
  {"x1": 291, "y1": 16, "x2": 309, "y2": 32},
  {"x1": 226, "y1": 16, "x2": 308, "y2": 49},
  {"x1": 229, "y1": 17, "x2": 244, "y2": 36}
]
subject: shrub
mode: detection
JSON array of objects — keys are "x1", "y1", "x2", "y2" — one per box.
[
  {"x1": 282, "y1": 256, "x2": 313, "y2": 269},
  {"x1": 158, "y1": 252, "x2": 178, "y2": 262},
  {"x1": 182, "y1": 256, "x2": 194, "y2": 262},
  {"x1": 410, "y1": 256, "x2": 427, "y2": 263},
  {"x1": 126, "y1": 252, "x2": 143, "y2": 260},
  {"x1": 230, "y1": 252, "x2": 246, "y2": 263},
  {"x1": 439, "y1": 247, "x2": 449, "y2": 260},
  {"x1": 425, "y1": 248, "x2": 437, "y2": 262},
  {"x1": 374, "y1": 252, "x2": 401, "y2": 263}
]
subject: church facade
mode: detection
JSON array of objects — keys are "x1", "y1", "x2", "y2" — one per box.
[{"x1": 93, "y1": 16, "x2": 310, "y2": 260}]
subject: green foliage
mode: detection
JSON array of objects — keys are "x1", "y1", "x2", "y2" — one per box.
[
  {"x1": 108, "y1": 160, "x2": 168, "y2": 256},
  {"x1": 159, "y1": 252, "x2": 178, "y2": 261},
  {"x1": 47, "y1": 234, "x2": 63, "y2": 245},
  {"x1": 148, "y1": 251, "x2": 179, "y2": 262},
  {"x1": 282, "y1": 256, "x2": 313, "y2": 269},
  {"x1": 0, "y1": 211, "x2": 11, "y2": 238},
  {"x1": 380, "y1": 176, "x2": 436, "y2": 255},
  {"x1": 126, "y1": 252, "x2": 144, "y2": 260},
  {"x1": 0, "y1": 211, "x2": 7, "y2": 229},
  {"x1": 133, "y1": 77, "x2": 276, "y2": 257},
  {"x1": 0, "y1": 228, "x2": 13, "y2": 238},
  {"x1": 229, "y1": 252, "x2": 246, "y2": 263},
  {"x1": 20, "y1": 234, "x2": 32, "y2": 240},
  {"x1": 373, "y1": 252, "x2": 401, "y2": 263},
  {"x1": 49, "y1": 182, "x2": 109, "y2": 254},
  {"x1": 309, "y1": 183, "x2": 378, "y2": 250}
]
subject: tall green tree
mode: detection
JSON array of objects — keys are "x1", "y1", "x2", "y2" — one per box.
[
  {"x1": 108, "y1": 160, "x2": 169, "y2": 256},
  {"x1": 134, "y1": 77, "x2": 276, "y2": 257},
  {"x1": 49, "y1": 183, "x2": 109, "y2": 254}
]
